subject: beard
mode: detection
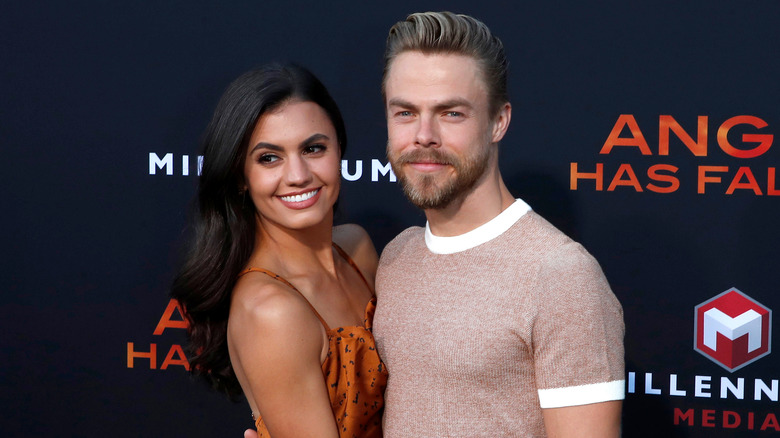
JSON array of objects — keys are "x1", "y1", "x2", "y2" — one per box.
[{"x1": 388, "y1": 145, "x2": 491, "y2": 210}]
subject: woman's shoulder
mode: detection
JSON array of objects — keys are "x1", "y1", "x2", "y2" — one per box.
[
  {"x1": 230, "y1": 271, "x2": 322, "y2": 337},
  {"x1": 333, "y1": 224, "x2": 378, "y2": 289},
  {"x1": 227, "y1": 272, "x2": 329, "y2": 411},
  {"x1": 333, "y1": 223, "x2": 371, "y2": 249}
]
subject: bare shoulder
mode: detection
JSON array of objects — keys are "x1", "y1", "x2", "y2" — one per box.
[
  {"x1": 227, "y1": 272, "x2": 333, "y2": 432},
  {"x1": 333, "y1": 224, "x2": 378, "y2": 288},
  {"x1": 333, "y1": 223, "x2": 373, "y2": 253},
  {"x1": 229, "y1": 272, "x2": 322, "y2": 346}
]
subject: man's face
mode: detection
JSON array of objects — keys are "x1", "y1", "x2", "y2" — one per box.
[{"x1": 385, "y1": 52, "x2": 499, "y2": 210}]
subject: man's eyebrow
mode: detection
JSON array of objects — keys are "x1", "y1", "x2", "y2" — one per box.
[
  {"x1": 387, "y1": 98, "x2": 416, "y2": 109},
  {"x1": 387, "y1": 98, "x2": 473, "y2": 111},
  {"x1": 432, "y1": 98, "x2": 473, "y2": 111}
]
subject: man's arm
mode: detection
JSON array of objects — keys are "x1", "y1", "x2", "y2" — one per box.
[
  {"x1": 542, "y1": 400, "x2": 622, "y2": 438},
  {"x1": 534, "y1": 243, "x2": 625, "y2": 436}
]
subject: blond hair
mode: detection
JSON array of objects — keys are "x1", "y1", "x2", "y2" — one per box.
[{"x1": 382, "y1": 11, "x2": 509, "y2": 115}]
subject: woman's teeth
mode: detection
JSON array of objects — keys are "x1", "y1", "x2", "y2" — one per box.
[{"x1": 280, "y1": 189, "x2": 318, "y2": 203}]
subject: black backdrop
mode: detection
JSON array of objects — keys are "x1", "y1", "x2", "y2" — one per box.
[{"x1": 2, "y1": 1, "x2": 779, "y2": 437}]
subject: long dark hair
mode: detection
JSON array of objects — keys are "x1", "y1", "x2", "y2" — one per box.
[{"x1": 171, "y1": 64, "x2": 347, "y2": 398}]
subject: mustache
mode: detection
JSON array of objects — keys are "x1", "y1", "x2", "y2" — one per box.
[{"x1": 394, "y1": 149, "x2": 455, "y2": 166}]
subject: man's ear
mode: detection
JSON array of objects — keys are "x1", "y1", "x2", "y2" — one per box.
[{"x1": 491, "y1": 102, "x2": 512, "y2": 143}]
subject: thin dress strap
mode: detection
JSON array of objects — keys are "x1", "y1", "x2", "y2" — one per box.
[
  {"x1": 331, "y1": 242, "x2": 373, "y2": 294},
  {"x1": 237, "y1": 243, "x2": 372, "y2": 332}
]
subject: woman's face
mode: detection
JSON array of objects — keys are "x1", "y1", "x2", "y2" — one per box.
[{"x1": 243, "y1": 100, "x2": 341, "y2": 231}]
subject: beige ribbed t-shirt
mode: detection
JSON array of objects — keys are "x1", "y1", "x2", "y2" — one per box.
[{"x1": 374, "y1": 200, "x2": 625, "y2": 437}]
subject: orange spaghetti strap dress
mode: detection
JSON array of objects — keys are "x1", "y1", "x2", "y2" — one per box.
[{"x1": 238, "y1": 243, "x2": 387, "y2": 438}]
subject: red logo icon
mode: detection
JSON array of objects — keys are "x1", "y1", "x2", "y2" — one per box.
[{"x1": 694, "y1": 288, "x2": 772, "y2": 372}]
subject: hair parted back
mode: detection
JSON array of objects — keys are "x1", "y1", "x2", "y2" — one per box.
[
  {"x1": 382, "y1": 11, "x2": 509, "y2": 116},
  {"x1": 171, "y1": 63, "x2": 346, "y2": 398}
]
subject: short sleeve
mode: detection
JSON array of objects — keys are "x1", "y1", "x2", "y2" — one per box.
[{"x1": 531, "y1": 242, "x2": 625, "y2": 408}]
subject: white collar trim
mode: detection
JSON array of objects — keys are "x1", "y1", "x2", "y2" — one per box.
[{"x1": 424, "y1": 198, "x2": 532, "y2": 254}]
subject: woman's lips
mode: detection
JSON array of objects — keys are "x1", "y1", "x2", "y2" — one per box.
[{"x1": 277, "y1": 188, "x2": 321, "y2": 209}]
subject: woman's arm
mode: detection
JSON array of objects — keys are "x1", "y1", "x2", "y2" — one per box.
[{"x1": 228, "y1": 279, "x2": 338, "y2": 438}]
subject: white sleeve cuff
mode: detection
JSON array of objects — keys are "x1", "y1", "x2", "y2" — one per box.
[{"x1": 538, "y1": 380, "x2": 625, "y2": 408}]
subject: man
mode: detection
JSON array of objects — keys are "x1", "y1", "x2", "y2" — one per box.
[
  {"x1": 245, "y1": 11, "x2": 624, "y2": 438},
  {"x1": 372, "y1": 11, "x2": 624, "y2": 437}
]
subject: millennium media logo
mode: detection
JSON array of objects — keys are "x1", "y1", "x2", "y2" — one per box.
[{"x1": 694, "y1": 287, "x2": 772, "y2": 372}]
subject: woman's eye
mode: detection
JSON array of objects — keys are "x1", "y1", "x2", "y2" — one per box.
[
  {"x1": 258, "y1": 154, "x2": 279, "y2": 164},
  {"x1": 303, "y1": 144, "x2": 326, "y2": 154}
]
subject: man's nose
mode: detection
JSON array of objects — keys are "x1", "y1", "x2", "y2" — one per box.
[{"x1": 415, "y1": 115, "x2": 440, "y2": 148}]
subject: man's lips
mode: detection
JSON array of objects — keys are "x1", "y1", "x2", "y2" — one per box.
[
  {"x1": 396, "y1": 149, "x2": 454, "y2": 173},
  {"x1": 406, "y1": 161, "x2": 449, "y2": 172}
]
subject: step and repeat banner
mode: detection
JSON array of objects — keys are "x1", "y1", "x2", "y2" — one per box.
[{"x1": 2, "y1": 1, "x2": 778, "y2": 437}]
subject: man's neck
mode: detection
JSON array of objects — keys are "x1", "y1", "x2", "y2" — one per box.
[{"x1": 424, "y1": 171, "x2": 515, "y2": 237}]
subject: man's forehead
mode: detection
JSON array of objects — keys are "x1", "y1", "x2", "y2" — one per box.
[
  {"x1": 387, "y1": 51, "x2": 481, "y2": 78},
  {"x1": 385, "y1": 51, "x2": 488, "y2": 100}
]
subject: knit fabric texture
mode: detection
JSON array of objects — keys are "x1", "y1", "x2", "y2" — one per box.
[{"x1": 374, "y1": 208, "x2": 624, "y2": 437}]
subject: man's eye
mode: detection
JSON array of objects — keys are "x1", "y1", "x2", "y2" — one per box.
[
  {"x1": 398, "y1": 111, "x2": 413, "y2": 117},
  {"x1": 445, "y1": 111, "x2": 463, "y2": 117}
]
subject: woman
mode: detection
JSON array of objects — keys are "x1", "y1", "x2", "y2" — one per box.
[{"x1": 172, "y1": 64, "x2": 387, "y2": 437}]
